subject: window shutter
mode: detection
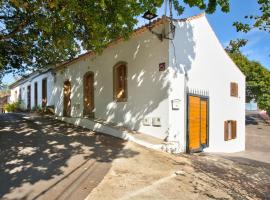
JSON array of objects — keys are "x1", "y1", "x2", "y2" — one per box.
[
  {"x1": 230, "y1": 82, "x2": 238, "y2": 97},
  {"x1": 232, "y1": 121, "x2": 237, "y2": 139},
  {"x1": 224, "y1": 121, "x2": 229, "y2": 141},
  {"x1": 231, "y1": 83, "x2": 233, "y2": 96},
  {"x1": 113, "y1": 63, "x2": 127, "y2": 101},
  {"x1": 235, "y1": 84, "x2": 238, "y2": 97}
]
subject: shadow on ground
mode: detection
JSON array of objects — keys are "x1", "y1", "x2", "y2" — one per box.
[
  {"x1": 188, "y1": 153, "x2": 270, "y2": 199},
  {"x1": 0, "y1": 113, "x2": 138, "y2": 199}
]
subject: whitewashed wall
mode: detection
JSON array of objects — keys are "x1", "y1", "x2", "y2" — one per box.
[
  {"x1": 10, "y1": 70, "x2": 54, "y2": 109},
  {"x1": 169, "y1": 15, "x2": 246, "y2": 153},
  {"x1": 54, "y1": 27, "x2": 170, "y2": 139}
]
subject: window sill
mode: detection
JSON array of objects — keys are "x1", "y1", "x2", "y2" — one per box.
[{"x1": 115, "y1": 98, "x2": 127, "y2": 102}]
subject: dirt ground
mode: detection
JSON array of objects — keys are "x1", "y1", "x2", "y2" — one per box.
[{"x1": 87, "y1": 112, "x2": 270, "y2": 200}]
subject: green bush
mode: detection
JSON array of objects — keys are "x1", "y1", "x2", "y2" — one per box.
[
  {"x1": 31, "y1": 105, "x2": 42, "y2": 113},
  {"x1": 4, "y1": 102, "x2": 20, "y2": 112}
]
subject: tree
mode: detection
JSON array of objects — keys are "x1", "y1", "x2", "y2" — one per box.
[
  {"x1": 226, "y1": 44, "x2": 270, "y2": 115},
  {"x1": 233, "y1": 0, "x2": 270, "y2": 33},
  {"x1": 0, "y1": 0, "x2": 231, "y2": 84}
]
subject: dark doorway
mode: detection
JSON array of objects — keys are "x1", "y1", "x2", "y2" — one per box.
[
  {"x1": 34, "y1": 82, "x2": 38, "y2": 108},
  {"x1": 42, "y1": 78, "x2": 47, "y2": 108},
  {"x1": 27, "y1": 85, "x2": 31, "y2": 110}
]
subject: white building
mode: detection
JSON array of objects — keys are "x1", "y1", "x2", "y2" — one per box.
[
  {"x1": 9, "y1": 68, "x2": 54, "y2": 110},
  {"x1": 52, "y1": 13, "x2": 245, "y2": 153}
]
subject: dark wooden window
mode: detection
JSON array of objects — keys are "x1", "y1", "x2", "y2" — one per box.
[
  {"x1": 113, "y1": 63, "x2": 127, "y2": 102},
  {"x1": 34, "y1": 82, "x2": 38, "y2": 108},
  {"x1": 230, "y1": 82, "x2": 238, "y2": 97},
  {"x1": 224, "y1": 120, "x2": 237, "y2": 141},
  {"x1": 42, "y1": 78, "x2": 47, "y2": 108}
]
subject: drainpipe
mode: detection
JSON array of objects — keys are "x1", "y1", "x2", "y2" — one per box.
[{"x1": 183, "y1": 70, "x2": 188, "y2": 153}]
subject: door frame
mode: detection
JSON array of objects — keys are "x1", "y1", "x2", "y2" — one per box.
[{"x1": 186, "y1": 93, "x2": 209, "y2": 153}]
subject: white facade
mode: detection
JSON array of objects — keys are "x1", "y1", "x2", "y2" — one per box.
[
  {"x1": 10, "y1": 69, "x2": 54, "y2": 110},
  {"x1": 168, "y1": 15, "x2": 245, "y2": 152},
  {"x1": 53, "y1": 24, "x2": 171, "y2": 140},
  {"x1": 53, "y1": 13, "x2": 245, "y2": 153}
]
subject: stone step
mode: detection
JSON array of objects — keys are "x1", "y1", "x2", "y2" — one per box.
[{"x1": 54, "y1": 116, "x2": 165, "y2": 152}]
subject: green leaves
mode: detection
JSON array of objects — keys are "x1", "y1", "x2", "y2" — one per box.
[
  {"x1": 234, "y1": 0, "x2": 270, "y2": 33},
  {"x1": 225, "y1": 39, "x2": 248, "y2": 53},
  {"x1": 2, "y1": 0, "x2": 264, "y2": 84},
  {"x1": 228, "y1": 52, "x2": 270, "y2": 115}
]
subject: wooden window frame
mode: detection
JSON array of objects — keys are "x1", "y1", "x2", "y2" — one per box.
[
  {"x1": 113, "y1": 62, "x2": 128, "y2": 102},
  {"x1": 230, "y1": 82, "x2": 238, "y2": 97},
  {"x1": 224, "y1": 120, "x2": 237, "y2": 141}
]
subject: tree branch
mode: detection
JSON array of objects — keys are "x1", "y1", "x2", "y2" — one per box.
[{"x1": 0, "y1": 16, "x2": 30, "y2": 41}]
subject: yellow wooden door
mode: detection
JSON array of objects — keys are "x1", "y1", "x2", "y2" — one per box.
[
  {"x1": 200, "y1": 99, "x2": 207, "y2": 145},
  {"x1": 188, "y1": 96, "x2": 201, "y2": 151}
]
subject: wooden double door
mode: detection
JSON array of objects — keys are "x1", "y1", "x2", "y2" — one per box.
[
  {"x1": 63, "y1": 80, "x2": 71, "y2": 117},
  {"x1": 63, "y1": 72, "x2": 95, "y2": 118},
  {"x1": 187, "y1": 95, "x2": 209, "y2": 152},
  {"x1": 83, "y1": 72, "x2": 94, "y2": 117}
]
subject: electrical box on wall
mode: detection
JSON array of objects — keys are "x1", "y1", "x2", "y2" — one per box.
[
  {"x1": 152, "y1": 117, "x2": 161, "y2": 126},
  {"x1": 172, "y1": 99, "x2": 181, "y2": 110},
  {"x1": 143, "y1": 117, "x2": 151, "y2": 126}
]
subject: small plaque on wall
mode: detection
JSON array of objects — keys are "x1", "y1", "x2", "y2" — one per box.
[
  {"x1": 159, "y1": 62, "x2": 166, "y2": 71},
  {"x1": 172, "y1": 99, "x2": 181, "y2": 110}
]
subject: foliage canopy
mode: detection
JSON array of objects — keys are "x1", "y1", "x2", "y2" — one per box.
[
  {"x1": 233, "y1": 0, "x2": 270, "y2": 33},
  {"x1": 0, "y1": 0, "x2": 231, "y2": 82},
  {"x1": 226, "y1": 44, "x2": 270, "y2": 114}
]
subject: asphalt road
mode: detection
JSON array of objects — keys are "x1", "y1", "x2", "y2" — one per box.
[{"x1": 0, "y1": 113, "x2": 135, "y2": 200}]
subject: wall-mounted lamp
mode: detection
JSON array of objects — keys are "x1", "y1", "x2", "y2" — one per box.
[
  {"x1": 142, "y1": 10, "x2": 163, "y2": 41},
  {"x1": 142, "y1": 9, "x2": 175, "y2": 41},
  {"x1": 142, "y1": 10, "x2": 158, "y2": 21}
]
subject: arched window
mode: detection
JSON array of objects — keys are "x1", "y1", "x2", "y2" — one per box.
[{"x1": 113, "y1": 62, "x2": 127, "y2": 102}]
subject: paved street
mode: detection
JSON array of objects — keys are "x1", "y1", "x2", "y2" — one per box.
[
  {"x1": 87, "y1": 112, "x2": 270, "y2": 200},
  {"x1": 228, "y1": 111, "x2": 270, "y2": 163},
  {"x1": 0, "y1": 113, "x2": 137, "y2": 200},
  {"x1": 0, "y1": 112, "x2": 270, "y2": 200}
]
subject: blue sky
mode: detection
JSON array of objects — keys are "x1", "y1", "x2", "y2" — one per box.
[{"x1": 2, "y1": 0, "x2": 269, "y2": 84}]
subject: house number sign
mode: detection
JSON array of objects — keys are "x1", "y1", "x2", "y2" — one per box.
[{"x1": 159, "y1": 62, "x2": 166, "y2": 71}]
